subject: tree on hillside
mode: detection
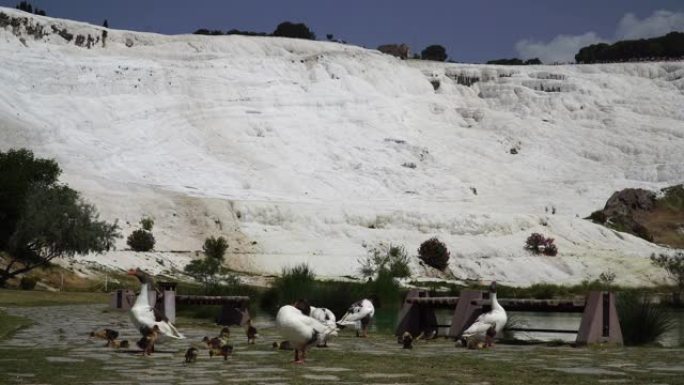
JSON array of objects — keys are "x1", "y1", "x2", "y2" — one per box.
[
  {"x1": 0, "y1": 149, "x2": 120, "y2": 287},
  {"x1": 421, "y1": 45, "x2": 447, "y2": 61},
  {"x1": 185, "y1": 236, "x2": 229, "y2": 293},
  {"x1": 272, "y1": 21, "x2": 316, "y2": 40},
  {"x1": 15, "y1": 1, "x2": 46, "y2": 16},
  {"x1": 575, "y1": 32, "x2": 684, "y2": 64}
]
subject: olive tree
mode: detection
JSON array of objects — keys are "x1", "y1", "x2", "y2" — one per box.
[{"x1": 0, "y1": 149, "x2": 120, "y2": 286}]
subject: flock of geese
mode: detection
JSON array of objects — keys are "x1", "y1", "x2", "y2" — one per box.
[{"x1": 91, "y1": 268, "x2": 506, "y2": 363}]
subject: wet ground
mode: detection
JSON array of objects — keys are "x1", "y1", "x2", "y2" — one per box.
[{"x1": 1, "y1": 304, "x2": 684, "y2": 385}]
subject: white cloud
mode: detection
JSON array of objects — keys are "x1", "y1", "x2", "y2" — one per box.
[
  {"x1": 515, "y1": 32, "x2": 603, "y2": 64},
  {"x1": 515, "y1": 9, "x2": 684, "y2": 63},
  {"x1": 616, "y1": 10, "x2": 684, "y2": 40}
]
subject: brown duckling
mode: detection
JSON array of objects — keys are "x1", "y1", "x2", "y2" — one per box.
[
  {"x1": 209, "y1": 344, "x2": 233, "y2": 360},
  {"x1": 246, "y1": 319, "x2": 258, "y2": 344},
  {"x1": 109, "y1": 339, "x2": 130, "y2": 349},
  {"x1": 90, "y1": 328, "x2": 119, "y2": 346},
  {"x1": 272, "y1": 340, "x2": 293, "y2": 350},
  {"x1": 185, "y1": 347, "x2": 198, "y2": 363},
  {"x1": 137, "y1": 325, "x2": 160, "y2": 355},
  {"x1": 401, "y1": 331, "x2": 413, "y2": 349}
]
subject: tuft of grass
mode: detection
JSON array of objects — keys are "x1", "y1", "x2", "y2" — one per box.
[{"x1": 617, "y1": 292, "x2": 675, "y2": 346}]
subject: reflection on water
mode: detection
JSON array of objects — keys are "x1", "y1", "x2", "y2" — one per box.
[{"x1": 380, "y1": 308, "x2": 684, "y2": 347}]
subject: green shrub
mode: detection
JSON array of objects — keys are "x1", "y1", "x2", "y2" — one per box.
[
  {"x1": 358, "y1": 244, "x2": 411, "y2": 279},
  {"x1": 19, "y1": 276, "x2": 37, "y2": 290},
  {"x1": 270, "y1": 263, "x2": 316, "y2": 308},
  {"x1": 525, "y1": 233, "x2": 558, "y2": 256},
  {"x1": 418, "y1": 237, "x2": 450, "y2": 270},
  {"x1": 126, "y1": 229, "x2": 154, "y2": 251},
  {"x1": 588, "y1": 210, "x2": 607, "y2": 224},
  {"x1": 617, "y1": 292, "x2": 674, "y2": 346},
  {"x1": 140, "y1": 217, "x2": 154, "y2": 231},
  {"x1": 203, "y1": 236, "x2": 228, "y2": 261}
]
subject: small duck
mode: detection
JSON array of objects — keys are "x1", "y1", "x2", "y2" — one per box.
[
  {"x1": 272, "y1": 340, "x2": 293, "y2": 350},
  {"x1": 185, "y1": 347, "x2": 198, "y2": 363},
  {"x1": 219, "y1": 327, "x2": 230, "y2": 340},
  {"x1": 202, "y1": 336, "x2": 222, "y2": 350},
  {"x1": 137, "y1": 325, "x2": 160, "y2": 355},
  {"x1": 401, "y1": 331, "x2": 413, "y2": 349},
  {"x1": 90, "y1": 328, "x2": 119, "y2": 346},
  {"x1": 110, "y1": 339, "x2": 130, "y2": 349},
  {"x1": 209, "y1": 344, "x2": 233, "y2": 360},
  {"x1": 466, "y1": 338, "x2": 486, "y2": 350},
  {"x1": 246, "y1": 319, "x2": 258, "y2": 344}
]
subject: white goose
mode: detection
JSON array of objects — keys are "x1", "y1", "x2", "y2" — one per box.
[
  {"x1": 276, "y1": 304, "x2": 337, "y2": 364},
  {"x1": 337, "y1": 298, "x2": 375, "y2": 337},
  {"x1": 309, "y1": 306, "x2": 338, "y2": 347},
  {"x1": 461, "y1": 281, "x2": 507, "y2": 347},
  {"x1": 127, "y1": 268, "x2": 185, "y2": 340}
]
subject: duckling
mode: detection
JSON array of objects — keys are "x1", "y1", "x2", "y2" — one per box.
[
  {"x1": 110, "y1": 339, "x2": 130, "y2": 349},
  {"x1": 401, "y1": 331, "x2": 413, "y2": 349},
  {"x1": 484, "y1": 324, "x2": 497, "y2": 348},
  {"x1": 137, "y1": 325, "x2": 160, "y2": 355},
  {"x1": 90, "y1": 328, "x2": 119, "y2": 346},
  {"x1": 466, "y1": 338, "x2": 486, "y2": 350},
  {"x1": 202, "y1": 336, "x2": 223, "y2": 350},
  {"x1": 209, "y1": 344, "x2": 233, "y2": 360},
  {"x1": 185, "y1": 347, "x2": 198, "y2": 363},
  {"x1": 246, "y1": 319, "x2": 258, "y2": 344},
  {"x1": 219, "y1": 327, "x2": 230, "y2": 339},
  {"x1": 272, "y1": 340, "x2": 293, "y2": 350}
]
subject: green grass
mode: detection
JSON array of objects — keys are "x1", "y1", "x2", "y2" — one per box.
[
  {"x1": 0, "y1": 348, "x2": 122, "y2": 385},
  {"x1": 0, "y1": 289, "x2": 108, "y2": 307},
  {"x1": 0, "y1": 310, "x2": 32, "y2": 340}
]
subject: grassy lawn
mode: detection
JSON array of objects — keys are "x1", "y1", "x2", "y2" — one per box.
[
  {"x1": 0, "y1": 289, "x2": 108, "y2": 307},
  {"x1": 0, "y1": 348, "x2": 122, "y2": 385},
  {"x1": 0, "y1": 310, "x2": 32, "y2": 340}
]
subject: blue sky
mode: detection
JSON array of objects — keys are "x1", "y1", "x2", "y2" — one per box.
[{"x1": 2, "y1": 0, "x2": 683, "y2": 63}]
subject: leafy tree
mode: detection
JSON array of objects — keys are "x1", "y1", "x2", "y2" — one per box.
[
  {"x1": 651, "y1": 252, "x2": 684, "y2": 305},
  {"x1": 15, "y1": 1, "x2": 45, "y2": 16},
  {"x1": 184, "y1": 257, "x2": 223, "y2": 294},
  {"x1": 1, "y1": 181, "x2": 120, "y2": 287},
  {"x1": 193, "y1": 29, "x2": 224, "y2": 36},
  {"x1": 421, "y1": 45, "x2": 447, "y2": 62},
  {"x1": 203, "y1": 236, "x2": 228, "y2": 261},
  {"x1": 0, "y1": 149, "x2": 60, "y2": 251},
  {"x1": 575, "y1": 32, "x2": 684, "y2": 64},
  {"x1": 272, "y1": 21, "x2": 315, "y2": 40},
  {"x1": 184, "y1": 236, "x2": 229, "y2": 293},
  {"x1": 418, "y1": 237, "x2": 450, "y2": 270}
]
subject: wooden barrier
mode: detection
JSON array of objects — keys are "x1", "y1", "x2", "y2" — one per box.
[
  {"x1": 110, "y1": 283, "x2": 250, "y2": 326},
  {"x1": 395, "y1": 289, "x2": 623, "y2": 345}
]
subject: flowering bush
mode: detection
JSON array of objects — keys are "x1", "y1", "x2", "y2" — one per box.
[{"x1": 525, "y1": 233, "x2": 558, "y2": 256}]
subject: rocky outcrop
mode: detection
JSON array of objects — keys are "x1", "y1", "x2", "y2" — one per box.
[
  {"x1": 589, "y1": 185, "x2": 684, "y2": 247},
  {"x1": 603, "y1": 188, "x2": 656, "y2": 217}
]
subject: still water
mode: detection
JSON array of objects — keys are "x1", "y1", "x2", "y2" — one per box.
[{"x1": 372, "y1": 308, "x2": 684, "y2": 347}]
